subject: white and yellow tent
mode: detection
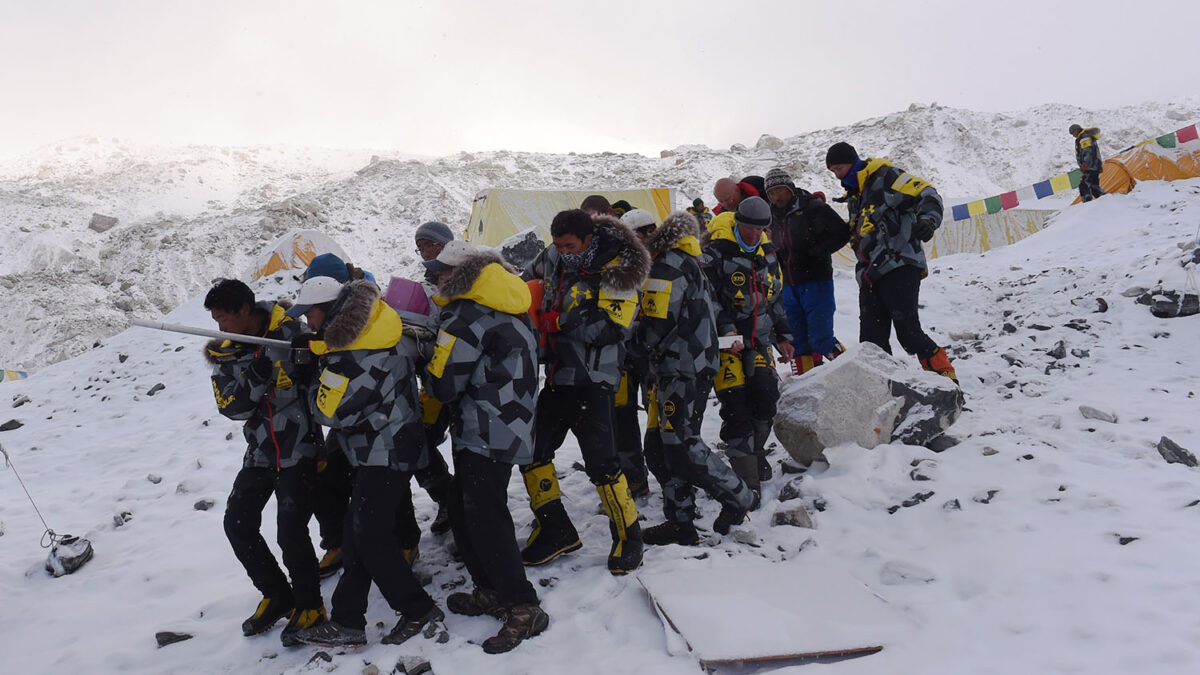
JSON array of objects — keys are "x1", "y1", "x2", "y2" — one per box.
[
  {"x1": 464, "y1": 188, "x2": 675, "y2": 247},
  {"x1": 251, "y1": 229, "x2": 348, "y2": 280}
]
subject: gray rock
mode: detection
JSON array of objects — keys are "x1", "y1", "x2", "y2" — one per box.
[
  {"x1": 773, "y1": 343, "x2": 963, "y2": 465},
  {"x1": 755, "y1": 134, "x2": 783, "y2": 150},
  {"x1": 147, "y1": 473, "x2": 162, "y2": 484},
  {"x1": 194, "y1": 499, "x2": 215, "y2": 511},
  {"x1": 89, "y1": 213, "x2": 119, "y2": 233},
  {"x1": 942, "y1": 499, "x2": 961, "y2": 511},
  {"x1": 771, "y1": 504, "x2": 814, "y2": 529},
  {"x1": 1157, "y1": 436, "x2": 1198, "y2": 467},
  {"x1": 1079, "y1": 405, "x2": 1118, "y2": 423},
  {"x1": 1047, "y1": 341, "x2": 1067, "y2": 359},
  {"x1": 147, "y1": 383, "x2": 166, "y2": 396},
  {"x1": 0, "y1": 419, "x2": 23, "y2": 431},
  {"x1": 155, "y1": 631, "x2": 193, "y2": 648}
]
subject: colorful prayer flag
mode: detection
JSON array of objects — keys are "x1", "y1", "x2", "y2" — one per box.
[
  {"x1": 1156, "y1": 133, "x2": 1177, "y2": 148},
  {"x1": 984, "y1": 196, "x2": 1003, "y2": 214},
  {"x1": 1177, "y1": 124, "x2": 1198, "y2": 144},
  {"x1": 1068, "y1": 169, "x2": 1082, "y2": 189},
  {"x1": 951, "y1": 203, "x2": 971, "y2": 221},
  {"x1": 1017, "y1": 186, "x2": 1037, "y2": 203},
  {"x1": 967, "y1": 200, "x2": 986, "y2": 216},
  {"x1": 1049, "y1": 173, "x2": 1072, "y2": 193},
  {"x1": 1033, "y1": 180, "x2": 1053, "y2": 199},
  {"x1": 1000, "y1": 191, "x2": 1019, "y2": 209}
]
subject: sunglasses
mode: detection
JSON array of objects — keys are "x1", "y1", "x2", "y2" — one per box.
[{"x1": 416, "y1": 241, "x2": 443, "y2": 255}]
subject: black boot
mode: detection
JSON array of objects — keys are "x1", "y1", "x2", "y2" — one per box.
[
  {"x1": 447, "y1": 586, "x2": 504, "y2": 618},
  {"x1": 381, "y1": 605, "x2": 445, "y2": 646},
  {"x1": 643, "y1": 520, "x2": 700, "y2": 546},
  {"x1": 752, "y1": 420, "x2": 773, "y2": 482},
  {"x1": 729, "y1": 455, "x2": 760, "y2": 509},
  {"x1": 520, "y1": 462, "x2": 582, "y2": 566},
  {"x1": 241, "y1": 596, "x2": 294, "y2": 636}
]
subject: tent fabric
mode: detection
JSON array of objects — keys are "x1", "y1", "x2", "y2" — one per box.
[
  {"x1": 465, "y1": 188, "x2": 675, "y2": 248},
  {"x1": 1074, "y1": 140, "x2": 1200, "y2": 204},
  {"x1": 251, "y1": 229, "x2": 349, "y2": 280}
]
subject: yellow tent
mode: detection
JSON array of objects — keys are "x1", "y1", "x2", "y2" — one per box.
[
  {"x1": 1077, "y1": 141, "x2": 1200, "y2": 204},
  {"x1": 251, "y1": 229, "x2": 348, "y2": 280},
  {"x1": 465, "y1": 188, "x2": 675, "y2": 247}
]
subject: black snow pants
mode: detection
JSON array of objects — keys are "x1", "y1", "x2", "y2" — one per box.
[{"x1": 858, "y1": 265, "x2": 939, "y2": 359}]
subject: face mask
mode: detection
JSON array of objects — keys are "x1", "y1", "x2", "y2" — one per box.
[{"x1": 561, "y1": 237, "x2": 598, "y2": 269}]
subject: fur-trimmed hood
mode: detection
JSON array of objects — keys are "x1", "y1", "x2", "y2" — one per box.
[
  {"x1": 645, "y1": 210, "x2": 702, "y2": 259},
  {"x1": 320, "y1": 279, "x2": 402, "y2": 352},
  {"x1": 436, "y1": 249, "x2": 531, "y2": 316},
  {"x1": 588, "y1": 214, "x2": 651, "y2": 293}
]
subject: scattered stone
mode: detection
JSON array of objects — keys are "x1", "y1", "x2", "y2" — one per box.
[
  {"x1": 155, "y1": 631, "x2": 193, "y2": 648},
  {"x1": 1001, "y1": 353, "x2": 1024, "y2": 367},
  {"x1": 12, "y1": 394, "x2": 31, "y2": 408},
  {"x1": 1030, "y1": 323, "x2": 1052, "y2": 331},
  {"x1": 1070, "y1": 348, "x2": 1090, "y2": 358},
  {"x1": 1002, "y1": 323, "x2": 1017, "y2": 333},
  {"x1": 1150, "y1": 290, "x2": 1200, "y2": 318},
  {"x1": 0, "y1": 419, "x2": 22, "y2": 431},
  {"x1": 118, "y1": 354, "x2": 129, "y2": 363},
  {"x1": 880, "y1": 560, "x2": 936, "y2": 585},
  {"x1": 538, "y1": 577, "x2": 556, "y2": 588},
  {"x1": 982, "y1": 447, "x2": 999, "y2": 456},
  {"x1": 773, "y1": 343, "x2": 963, "y2": 465},
  {"x1": 1038, "y1": 415, "x2": 1062, "y2": 429},
  {"x1": 307, "y1": 651, "x2": 333, "y2": 665},
  {"x1": 925, "y1": 434, "x2": 959, "y2": 452},
  {"x1": 113, "y1": 511, "x2": 133, "y2": 528},
  {"x1": 1079, "y1": 405, "x2": 1118, "y2": 424},
  {"x1": 771, "y1": 504, "x2": 814, "y2": 529},
  {"x1": 225, "y1": 432, "x2": 234, "y2": 441},
  {"x1": 1047, "y1": 341, "x2": 1067, "y2": 359},
  {"x1": 194, "y1": 499, "x2": 215, "y2": 511},
  {"x1": 812, "y1": 498, "x2": 827, "y2": 512},
  {"x1": 88, "y1": 213, "x2": 119, "y2": 233},
  {"x1": 1116, "y1": 535, "x2": 1139, "y2": 546},
  {"x1": 364, "y1": 664, "x2": 380, "y2": 675},
  {"x1": 1185, "y1": 499, "x2": 1200, "y2": 508},
  {"x1": 147, "y1": 383, "x2": 166, "y2": 396},
  {"x1": 1064, "y1": 319, "x2": 1089, "y2": 331},
  {"x1": 973, "y1": 489, "x2": 999, "y2": 504},
  {"x1": 779, "y1": 460, "x2": 810, "y2": 474},
  {"x1": 1094, "y1": 298, "x2": 1108, "y2": 313},
  {"x1": 1121, "y1": 286, "x2": 1147, "y2": 298},
  {"x1": 1019, "y1": 453, "x2": 1035, "y2": 461},
  {"x1": 1157, "y1": 436, "x2": 1198, "y2": 467},
  {"x1": 902, "y1": 491, "x2": 935, "y2": 507},
  {"x1": 395, "y1": 655, "x2": 434, "y2": 675},
  {"x1": 777, "y1": 479, "x2": 804, "y2": 502},
  {"x1": 942, "y1": 499, "x2": 961, "y2": 511},
  {"x1": 909, "y1": 463, "x2": 934, "y2": 481},
  {"x1": 147, "y1": 474, "x2": 163, "y2": 484}
]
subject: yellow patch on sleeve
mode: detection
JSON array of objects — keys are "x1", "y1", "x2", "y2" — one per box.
[
  {"x1": 598, "y1": 286, "x2": 638, "y2": 328},
  {"x1": 315, "y1": 369, "x2": 350, "y2": 418},
  {"x1": 641, "y1": 278, "x2": 672, "y2": 320},
  {"x1": 1079, "y1": 138, "x2": 1092, "y2": 149},
  {"x1": 427, "y1": 330, "x2": 458, "y2": 379},
  {"x1": 891, "y1": 172, "x2": 932, "y2": 198}
]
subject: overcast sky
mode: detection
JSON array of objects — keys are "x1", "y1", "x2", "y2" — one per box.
[{"x1": 2, "y1": 0, "x2": 1198, "y2": 160}]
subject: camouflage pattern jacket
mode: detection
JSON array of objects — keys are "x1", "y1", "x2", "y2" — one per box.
[
  {"x1": 1074, "y1": 127, "x2": 1102, "y2": 173},
  {"x1": 844, "y1": 158, "x2": 943, "y2": 286},
  {"x1": 427, "y1": 250, "x2": 538, "y2": 464},
  {"x1": 526, "y1": 215, "x2": 650, "y2": 390},
  {"x1": 701, "y1": 213, "x2": 792, "y2": 356},
  {"x1": 635, "y1": 211, "x2": 719, "y2": 380},
  {"x1": 308, "y1": 280, "x2": 427, "y2": 471},
  {"x1": 205, "y1": 301, "x2": 318, "y2": 470}
]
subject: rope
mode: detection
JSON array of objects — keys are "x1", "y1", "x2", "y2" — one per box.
[{"x1": 0, "y1": 443, "x2": 63, "y2": 548}]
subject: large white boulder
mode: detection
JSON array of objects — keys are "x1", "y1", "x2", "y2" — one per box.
[{"x1": 774, "y1": 342, "x2": 964, "y2": 465}]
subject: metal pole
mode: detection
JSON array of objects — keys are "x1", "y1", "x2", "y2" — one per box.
[{"x1": 129, "y1": 318, "x2": 292, "y2": 348}]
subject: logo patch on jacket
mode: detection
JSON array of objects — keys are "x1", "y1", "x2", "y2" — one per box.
[{"x1": 316, "y1": 370, "x2": 350, "y2": 418}]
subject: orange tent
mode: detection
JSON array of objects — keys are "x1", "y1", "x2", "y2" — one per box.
[{"x1": 1077, "y1": 142, "x2": 1200, "y2": 203}]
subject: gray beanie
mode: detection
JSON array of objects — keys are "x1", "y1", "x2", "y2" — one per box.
[
  {"x1": 734, "y1": 196, "x2": 772, "y2": 228},
  {"x1": 414, "y1": 221, "x2": 454, "y2": 246}
]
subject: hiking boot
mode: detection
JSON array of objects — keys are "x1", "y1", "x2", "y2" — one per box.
[
  {"x1": 713, "y1": 503, "x2": 749, "y2": 535},
  {"x1": 919, "y1": 347, "x2": 958, "y2": 384},
  {"x1": 597, "y1": 476, "x2": 643, "y2": 575},
  {"x1": 481, "y1": 604, "x2": 549, "y2": 654},
  {"x1": 752, "y1": 420, "x2": 773, "y2": 483},
  {"x1": 521, "y1": 463, "x2": 582, "y2": 566},
  {"x1": 317, "y1": 548, "x2": 342, "y2": 579},
  {"x1": 642, "y1": 521, "x2": 700, "y2": 546},
  {"x1": 241, "y1": 596, "x2": 294, "y2": 636},
  {"x1": 628, "y1": 479, "x2": 650, "y2": 499},
  {"x1": 430, "y1": 500, "x2": 452, "y2": 535},
  {"x1": 447, "y1": 586, "x2": 504, "y2": 618},
  {"x1": 730, "y1": 455, "x2": 760, "y2": 497},
  {"x1": 280, "y1": 606, "x2": 327, "y2": 647},
  {"x1": 756, "y1": 454, "x2": 773, "y2": 482},
  {"x1": 381, "y1": 606, "x2": 445, "y2": 646},
  {"x1": 293, "y1": 620, "x2": 366, "y2": 648}
]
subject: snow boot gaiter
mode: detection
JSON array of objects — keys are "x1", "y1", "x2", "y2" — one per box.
[
  {"x1": 597, "y1": 473, "x2": 643, "y2": 575},
  {"x1": 520, "y1": 461, "x2": 581, "y2": 566}
]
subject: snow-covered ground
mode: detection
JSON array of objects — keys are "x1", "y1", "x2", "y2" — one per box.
[
  {"x1": 2, "y1": 98, "x2": 1199, "y2": 372},
  {"x1": 2, "y1": 160, "x2": 1199, "y2": 672}
]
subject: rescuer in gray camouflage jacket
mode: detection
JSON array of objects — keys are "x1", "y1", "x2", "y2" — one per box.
[
  {"x1": 520, "y1": 210, "x2": 650, "y2": 575},
  {"x1": 423, "y1": 241, "x2": 548, "y2": 654},
  {"x1": 634, "y1": 211, "x2": 755, "y2": 545}
]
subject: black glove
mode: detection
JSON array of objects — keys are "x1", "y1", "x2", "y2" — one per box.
[
  {"x1": 246, "y1": 354, "x2": 273, "y2": 383},
  {"x1": 290, "y1": 334, "x2": 315, "y2": 366},
  {"x1": 914, "y1": 218, "x2": 937, "y2": 242}
]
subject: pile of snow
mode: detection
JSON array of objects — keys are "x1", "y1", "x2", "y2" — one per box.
[
  {"x1": 2, "y1": 100, "x2": 1199, "y2": 371},
  {"x1": 2, "y1": 176, "x2": 1199, "y2": 673}
]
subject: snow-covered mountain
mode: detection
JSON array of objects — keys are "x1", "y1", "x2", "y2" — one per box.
[
  {"x1": 2, "y1": 167, "x2": 1199, "y2": 673},
  {"x1": 2, "y1": 99, "x2": 1198, "y2": 372}
]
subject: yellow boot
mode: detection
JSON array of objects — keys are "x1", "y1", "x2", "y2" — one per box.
[
  {"x1": 519, "y1": 461, "x2": 581, "y2": 565},
  {"x1": 597, "y1": 473, "x2": 643, "y2": 575}
]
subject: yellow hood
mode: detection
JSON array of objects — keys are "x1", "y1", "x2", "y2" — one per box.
[
  {"x1": 854, "y1": 158, "x2": 894, "y2": 193},
  {"x1": 437, "y1": 262, "x2": 532, "y2": 316},
  {"x1": 675, "y1": 234, "x2": 701, "y2": 257},
  {"x1": 311, "y1": 299, "x2": 403, "y2": 355},
  {"x1": 708, "y1": 211, "x2": 768, "y2": 249}
]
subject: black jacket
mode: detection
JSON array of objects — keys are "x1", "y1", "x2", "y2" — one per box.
[{"x1": 769, "y1": 191, "x2": 850, "y2": 284}]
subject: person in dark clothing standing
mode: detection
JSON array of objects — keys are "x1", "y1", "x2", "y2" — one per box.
[
  {"x1": 289, "y1": 277, "x2": 444, "y2": 648},
  {"x1": 764, "y1": 168, "x2": 851, "y2": 374},
  {"x1": 520, "y1": 209, "x2": 650, "y2": 575},
  {"x1": 825, "y1": 141, "x2": 957, "y2": 383},
  {"x1": 1070, "y1": 124, "x2": 1105, "y2": 202},
  {"x1": 701, "y1": 197, "x2": 794, "y2": 504},
  {"x1": 203, "y1": 279, "x2": 326, "y2": 646},
  {"x1": 423, "y1": 241, "x2": 549, "y2": 654}
]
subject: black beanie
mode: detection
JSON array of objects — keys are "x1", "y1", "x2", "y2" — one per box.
[{"x1": 825, "y1": 142, "x2": 859, "y2": 168}]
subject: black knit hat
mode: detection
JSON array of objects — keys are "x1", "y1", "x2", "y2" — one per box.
[
  {"x1": 825, "y1": 142, "x2": 859, "y2": 168},
  {"x1": 764, "y1": 168, "x2": 795, "y2": 196}
]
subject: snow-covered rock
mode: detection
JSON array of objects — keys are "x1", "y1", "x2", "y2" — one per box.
[{"x1": 773, "y1": 343, "x2": 963, "y2": 465}]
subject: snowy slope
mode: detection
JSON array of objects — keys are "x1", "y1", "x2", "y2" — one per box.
[
  {"x1": 2, "y1": 176, "x2": 1199, "y2": 674},
  {"x1": 3, "y1": 99, "x2": 1199, "y2": 371}
]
